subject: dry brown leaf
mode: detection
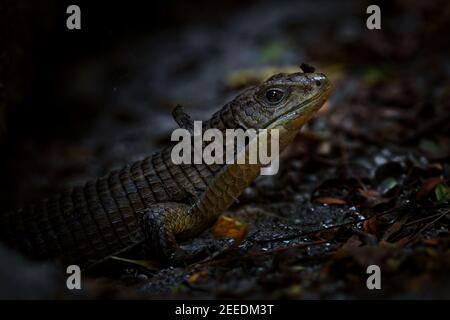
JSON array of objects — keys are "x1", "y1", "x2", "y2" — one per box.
[
  {"x1": 342, "y1": 235, "x2": 363, "y2": 250},
  {"x1": 187, "y1": 270, "x2": 209, "y2": 284},
  {"x1": 211, "y1": 215, "x2": 248, "y2": 242},
  {"x1": 315, "y1": 197, "x2": 346, "y2": 205},
  {"x1": 423, "y1": 238, "x2": 440, "y2": 246},
  {"x1": 363, "y1": 216, "x2": 378, "y2": 235},
  {"x1": 358, "y1": 189, "x2": 380, "y2": 201},
  {"x1": 416, "y1": 177, "x2": 442, "y2": 199}
]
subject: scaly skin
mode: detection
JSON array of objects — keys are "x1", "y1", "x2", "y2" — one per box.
[{"x1": 0, "y1": 71, "x2": 332, "y2": 269}]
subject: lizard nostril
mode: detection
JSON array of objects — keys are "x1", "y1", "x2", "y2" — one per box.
[{"x1": 315, "y1": 79, "x2": 322, "y2": 87}]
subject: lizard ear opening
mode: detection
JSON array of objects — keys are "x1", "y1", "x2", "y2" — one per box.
[{"x1": 172, "y1": 105, "x2": 194, "y2": 134}]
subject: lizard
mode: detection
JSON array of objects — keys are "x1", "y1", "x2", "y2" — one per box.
[{"x1": 0, "y1": 69, "x2": 332, "y2": 269}]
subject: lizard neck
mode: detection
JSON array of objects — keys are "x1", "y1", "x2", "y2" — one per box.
[{"x1": 190, "y1": 123, "x2": 297, "y2": 224}]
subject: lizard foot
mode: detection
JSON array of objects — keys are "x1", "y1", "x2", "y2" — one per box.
[{"x1": 141, "y1": 202, "x2": 207, "y2": 266}]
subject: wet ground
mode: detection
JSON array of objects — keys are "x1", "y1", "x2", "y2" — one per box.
[{"x1": 0, "y1": 0, "x2": 449, "y2": 299}]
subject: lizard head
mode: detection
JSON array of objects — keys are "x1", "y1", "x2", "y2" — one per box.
[{"x1": 229, "y1": 71, "x2": 332, "y2": 131}]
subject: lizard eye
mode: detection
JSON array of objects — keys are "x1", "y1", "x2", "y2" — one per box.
[{"x1": 265, "y1": 89, "x2": 285, "y2": 104}]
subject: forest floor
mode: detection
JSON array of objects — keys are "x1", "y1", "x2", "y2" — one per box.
[{"x1": 1, "y1": 0, "x2": 449, "y2": 299}]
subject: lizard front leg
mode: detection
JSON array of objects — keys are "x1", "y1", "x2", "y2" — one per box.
[{"x1": 141, "y1": 202, "x2": 207, "y2": 264}]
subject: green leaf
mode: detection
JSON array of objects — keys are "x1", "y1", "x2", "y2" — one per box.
[
  {"x1": 362, "y1": 68, "x2": 387, "y2": 85},
  {"x1": 435, "y1": 183, "x2": 450, "y2": 203},
  {"x1": 385, "y1": 258, "x2": 400, "y2": 271},
  {"x1": 171, "y1": 284, "x2": 187, "y2": 294},
  {"x1": 378, "y1": 177, "x2": 398, "y2": 195},
  {"x1": 259, "y1": 42, "x2": 288, "y2": 61},
  {"x1": 419, "y1": 139, "x2": 442, "y2": 157}
]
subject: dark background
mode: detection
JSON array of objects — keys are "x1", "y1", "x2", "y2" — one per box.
[{"x1": 1, "y1": 0, "x2": 261, "y2": 206}]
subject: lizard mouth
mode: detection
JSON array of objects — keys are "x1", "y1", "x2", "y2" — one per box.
[
  {"x1": 265, "y1": 83, "x2": 331, "y2": 130},
  {"x1": 264, "y1": 98, "x2": 313, "y2": 129}
]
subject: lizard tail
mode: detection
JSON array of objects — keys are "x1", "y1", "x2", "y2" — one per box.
[{"x1": 0, "y1": 166, "x2": 148, "y2": 267}]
